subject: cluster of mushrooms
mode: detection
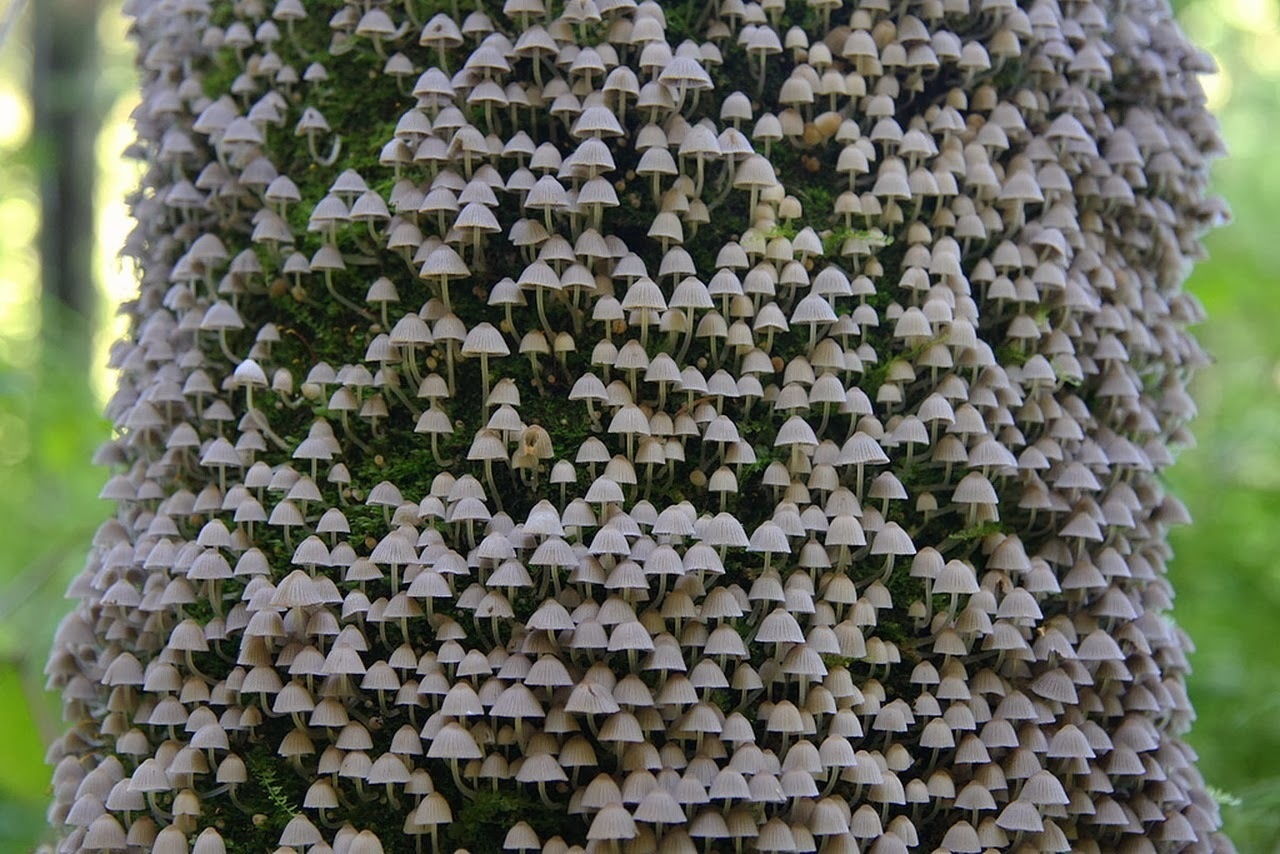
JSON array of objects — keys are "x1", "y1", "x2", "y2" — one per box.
[{"x1": 46, "y1": 0, "x2": 1232, "y2": 851}]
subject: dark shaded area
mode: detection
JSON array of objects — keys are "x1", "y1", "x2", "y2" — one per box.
[{"x1": 33, "y1": 0, "x2": 102, "y2": 371}]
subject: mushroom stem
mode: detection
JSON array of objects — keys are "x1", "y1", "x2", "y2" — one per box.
[
  {"x1": 527, "y1": 353, "x2": 546, "y2": 395},
  {"x1": 449, "y1": 758, "x2": 476, "y2": 799},
  {"x1": 483, "y1": 458, "x2": 504, "y2": 513},
  {"x1": 217, "y1": 330, "x2": 241, "y2": 365},
  {"x1": 677, "y1": 309, "x2": 696, "y2": 364},
  {"x1": 535, "y1": 287, "x2": 554, "y2": 341},
  {"x1": 339, "y1": 409, "x2": 372, "y2": 453},
  {"x1": 145, "y1": 791, "x2": 172, "y2": 822},
  {"x1": 430, "y1": 432, "x2": 452, "y2": 467},
  {"x1": 444, "y1": 342, "x2": 457, "y2": 395},
  {"x1": 323, "y1": 269, "x2": 376, "y2": 321},
  {"x1": 184, "y1": 649, "x2": 212, "y2": 684},
  {"x1": 307, "y1": 130, "x2": 343, "y2": 166},
  {"x1": 881, "y1": 554, "x2": 897, "y2": 582},
  {"x1": 387, "y1": 381, "x2": 421, "y2": 421},
  {"x1": 247, "y1": 408, "x2": 292, "y2": 451}
]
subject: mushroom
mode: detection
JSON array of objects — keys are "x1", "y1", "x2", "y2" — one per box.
[
  {"x1": 295, "y1": 106, "x2": 341, "y2": 165},
  {"x1": 461, "y1": 322, "x2": 510, "y2": 408}
]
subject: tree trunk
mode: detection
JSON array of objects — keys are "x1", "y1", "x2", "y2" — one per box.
[
  {"x1": 45, "y1": 1, "x2": 1233, "y2": 852},
  {"x1": 32, "y1": 0, "x2": 101, "y2": 373}
]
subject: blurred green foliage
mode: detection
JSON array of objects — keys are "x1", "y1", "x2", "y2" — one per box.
[
  {"x1": 1163, "y1": 0, "x2": 1280, "y2": 850},
  {"x1": 0, "y1": 353, "x2": 107, "y2": 850},
  {"x1": 1, "y1": 0, "x2": 1278, "y2": 851}
]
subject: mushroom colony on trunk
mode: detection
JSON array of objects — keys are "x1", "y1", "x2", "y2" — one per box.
[{"x1": 47, "y1": 0, "x2": 1230, "y2": 852}]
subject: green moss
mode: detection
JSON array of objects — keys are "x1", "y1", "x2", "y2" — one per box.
[
  {"x1": 447, "y1": 789, "x2": 583, "y2": 850},
  {"x1": 201, "y1": 708, "x2": 583, "y2": 853},
  {"x1": 184, "y1": 598, "x2": 215, "y2": 623},
  {"x1": 994, "y1": 342, "x2": 1033, "y2": 367},
  {"x1": 200, "y1": 743, "x2": 309, "y2": 853},
  {"x1": 944, "y1": 518, "x2": 1007, "y2": 545}
]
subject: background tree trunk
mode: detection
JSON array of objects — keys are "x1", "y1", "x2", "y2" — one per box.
[{"x1": 32, "y1": 0, "x2": 101, "y2": 372}]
